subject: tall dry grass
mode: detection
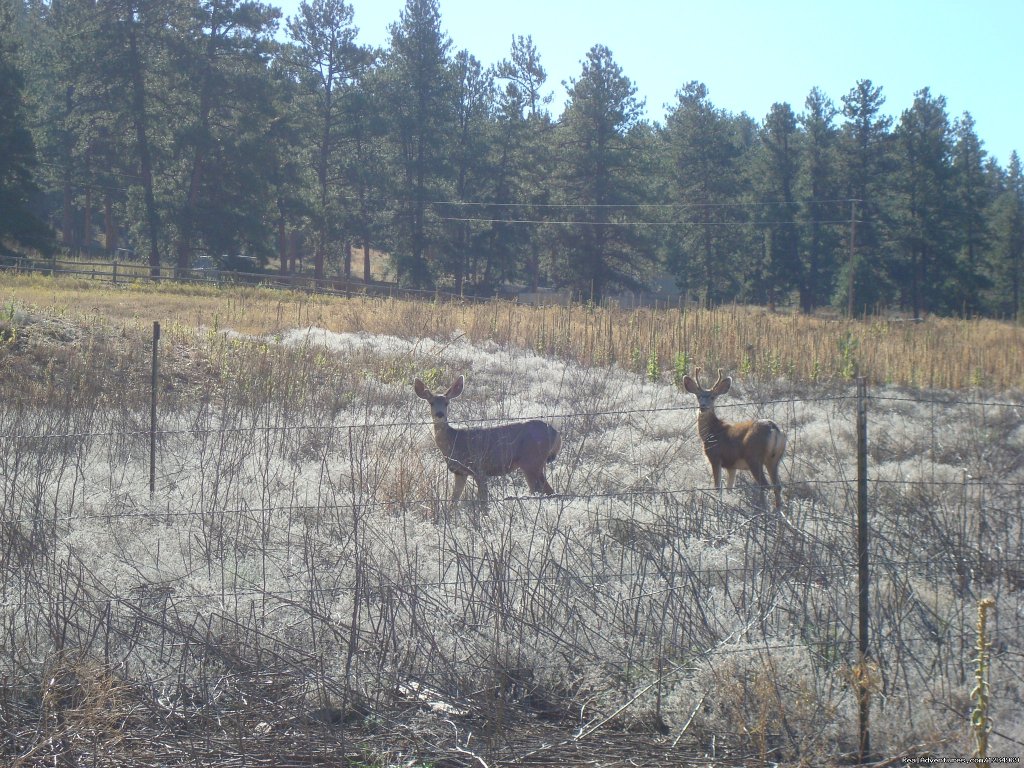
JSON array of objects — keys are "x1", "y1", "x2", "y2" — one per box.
[{"x1": 4, "y1": 273, "x2": 1023, "y2": 389}]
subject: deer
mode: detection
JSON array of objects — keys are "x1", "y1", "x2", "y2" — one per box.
[
  {"x1": 414, "y1": 375, "x2": 561, "y2": 502},
  {"x1": 682, "y1": 368, "x2": 787, "y2": 510}
]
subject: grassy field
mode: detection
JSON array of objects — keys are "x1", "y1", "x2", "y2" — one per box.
[
  {"x1": 2, "y1": 274, "x2": 1023, "y2": 766},
  {"x1": 4, "y1": 273, "x2": 1023, "y2": 390}
]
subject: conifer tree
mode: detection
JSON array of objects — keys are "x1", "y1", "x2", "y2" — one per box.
[
  {"x1": 986, "y1": 152, "x2": 1024, "y2": 318},
  {"x1": 951, "y1": 112, "x2": 991, "y2": 313},
  {"x1": 837, "y1": 79, "x2": 895, "y2": 313},
  {"x1": 380, "y1": 0, "x2": 453, "y2": 288},
  {"x1": 749, "y1": 101, "x2": 801, "y2": 307},
  {"x1": 891, "y1": 87, "x2": 956, "y2": 317},
  {"x1": 554, "y1": 44, "x2": 650, "y2": 301},
  {"x1": 287, "y1": 0, "x2": 368, "y2": 283},
  {"x1": 661, "y1": 81, "x2": 746, "y2": 306},
  {"x1": 0, "y1": 0, "x2": 50, "y2": 254},
  {"x1": 797, "y1": 87, "x2": 843, "y2": 312}
]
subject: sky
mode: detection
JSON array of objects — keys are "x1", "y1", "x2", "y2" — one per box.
[{"x1": 275, "y1": 0, "x2": 1023, "y2": 168}]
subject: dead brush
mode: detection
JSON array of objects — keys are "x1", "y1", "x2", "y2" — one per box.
[{"x1": 26, "y1": 653, "x2": 135, "y2": 763}]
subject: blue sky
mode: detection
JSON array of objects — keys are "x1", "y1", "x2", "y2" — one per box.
[{"x1": 275, "y1": 0, "x2": 1022, "y2": 168}]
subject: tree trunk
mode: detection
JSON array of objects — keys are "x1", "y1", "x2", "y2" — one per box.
[
  {"x1": 126, "y1": 4, "x2": 161, "y2": 277},
  {"x1": 83, "y1": 182, "x2": 93, "y2": 254},
  {"x1": 278, "y1": 214, "x2": 287, "y2": 275},
  {"x1": 104, "y1": 193, "x2": 117, "y2": 256},
  {"x1": 362, "y1": 238, "x2": 371, "y2": 284},
  {"x1": 61, "y1": 182, "x2": 75, "y2": 250}
]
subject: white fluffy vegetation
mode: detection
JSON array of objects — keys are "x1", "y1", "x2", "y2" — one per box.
[{"x1": 3, "y1": 327, "x2": 1022, "y2": 760}]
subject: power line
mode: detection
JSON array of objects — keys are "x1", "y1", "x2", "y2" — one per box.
[
  {"x1": 430, "y1": 198, "x2": 863, "y2": 209},
  {"x1": 435, "y1": 215, "x2": 856, "y2": 227}
]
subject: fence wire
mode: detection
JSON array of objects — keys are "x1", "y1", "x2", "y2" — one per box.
[{"x1": 2, "y1": 386, "x2": 1023, "y2": 766}]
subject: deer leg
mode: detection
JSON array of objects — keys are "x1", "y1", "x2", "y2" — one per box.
[
  {"x1": 725, "y1": 467, "x2": 737, "y2": 491},
  {"x1": 451, "y1": 473, "x2": 467, "y2": 502},
  {"x1": 711, "y1": 463, "x2": 723, "y2": 498},
  {"x1": 766, "y1": 461, "x2": 783, "y2": 509},
  {"x1": 749, "y1": 463, "x2": 771, "y2": 509},
  {"x1": 474, "y1": 474, "x2": 489, "y2": 502},
  {"x1": 524, "y1": 468, "x2": 555, "y2": 496}
]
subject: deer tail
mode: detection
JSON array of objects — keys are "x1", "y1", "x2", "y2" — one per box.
[
  {"x1": 767, "y1": 423, "x2": 787, "y2": 461},
  {"x1": 547, "y1": 427, "x2": 562, "y2": 464}
]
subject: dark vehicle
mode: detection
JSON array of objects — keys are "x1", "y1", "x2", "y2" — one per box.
[
  {"x1": 220, "y1": 254, "x2": 263, "y2": 283},
  {"x1": 189, "y1": 255, "x2": 220, "y2": 281}
]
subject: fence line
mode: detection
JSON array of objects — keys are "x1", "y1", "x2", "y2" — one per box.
[
  {"x1": 5, "y1": 394, "x2": 861, "y2": 444},
  {"x1": 0, "y1": 256, "x2": 502, "y2": 304},
  {"x1": 6, "y1": 390, "x2": 1019, "y2": 445}
]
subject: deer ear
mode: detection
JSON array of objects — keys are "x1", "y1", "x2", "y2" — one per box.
[
  {"x1": 682, "y1": 375, "x2": 699, "y2": 394},
  {"x1": 712, "y1": 376, "x2": 732, "y2": 395},
  {"x1": 445, "y1": 375, "x2": 465, "y2": 399},
  {"x1": 414, "y1": 379, "x2": 430, "y2": 399}
]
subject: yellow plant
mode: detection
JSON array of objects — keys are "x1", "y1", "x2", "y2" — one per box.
[{"x1": 972, "y1": 597, "x2": 996, "y2": 765}]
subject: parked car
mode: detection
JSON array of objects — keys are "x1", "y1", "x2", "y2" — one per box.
[{"x1": 189, "y1": 255, "x2": 220, "y2": 281}]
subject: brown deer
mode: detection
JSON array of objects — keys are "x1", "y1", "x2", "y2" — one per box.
[
  {"x1": 414, "y1": 375, "x2": 561, "y2": 502},
  {"x1": 682, "y1": 368, "x2": 786, "y2": 509}
]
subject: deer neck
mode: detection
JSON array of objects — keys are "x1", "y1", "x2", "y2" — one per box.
[
  {"x1": 432, "y1": 420, "x2": 458, "y2": 453},
  {"x1": 696, "y1": 409, "x2": 727, "y2": 445}
]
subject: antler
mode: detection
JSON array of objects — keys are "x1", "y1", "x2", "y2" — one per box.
[{"x1": 691, "y1": 367, "x2": 727, "y2": 391}]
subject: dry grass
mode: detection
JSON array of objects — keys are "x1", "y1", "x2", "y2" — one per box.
[
  {"x1": 4, "y1": 273, "x2": 1022, "y2": 391},
  {"x1": 3, "y1": 285, "x2": 1023, "y2": 765}
]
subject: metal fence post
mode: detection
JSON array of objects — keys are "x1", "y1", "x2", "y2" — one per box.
[
  {"x1": 150, "y1": 321, "x2": 160, "y2": 496},
  {"x1": 856, "y1": 376, "x2": 871, "y2": 762}
]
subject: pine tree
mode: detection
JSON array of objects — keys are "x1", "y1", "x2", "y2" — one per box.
[
  {"x1": 891, "y1": 87, "x2": 957, "y2": 317},
  {"x1": 98, "y1": 0, "x2": 169, "y2": 276},
  {"x1": 380, "y1": 0, "x2": 453, "y2": 288},
  {"x1": 796, "y1": 87, "x2": 843, "y2": 312},
  {"x1": 443, "y1": 50, "x2": 495, "y2": 293},
  {"x1": 985, "y1": 152, "x2": 1024, "y2": 318},
  {"x1": 169, "y1": 0, "x2": 281, "y2": 273},
  {"x1": 661, "y1": 81, "x2": 747, "y2": 306},
  {"x1": 951, "y1": 112, "x2": 991, "y2": 313},
  {"x1": 286, "y1": 0, "x2": 367, "y2": 283},
  {"x1": 492, "y1": 35, "x2": 554, "y2": 290},
  {"x1": 748, "y1": 101, "x2": 801, "y2": 307},
  {"x1": 0, "y1": 0, "x2": 50, "y2": 254},
  {"x1": 837, "y1": 79, "x2": 896, "y2": 314},
  {"x1": 554, "y1": 44, "x2": 650, "y2": 301}
]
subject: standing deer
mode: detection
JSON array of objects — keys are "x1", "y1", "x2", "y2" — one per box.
[
  {"x1": 682, "y1": 368, "x2": 786, "y2": 509},
  {"x1": 414, "y1": 375, "x2": 561, "y2": 502}
]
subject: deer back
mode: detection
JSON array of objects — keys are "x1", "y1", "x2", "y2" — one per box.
[
  {"x1": 445, "y1": 420, "x2": 559, "y2": 477},
  {"x1": 699, "y1": 413, "x2": 782, "y2": 468}
]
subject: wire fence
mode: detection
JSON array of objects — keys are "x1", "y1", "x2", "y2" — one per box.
[{"x1": 2, "y1": 369, "x2": 1023, "y2": 766}]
